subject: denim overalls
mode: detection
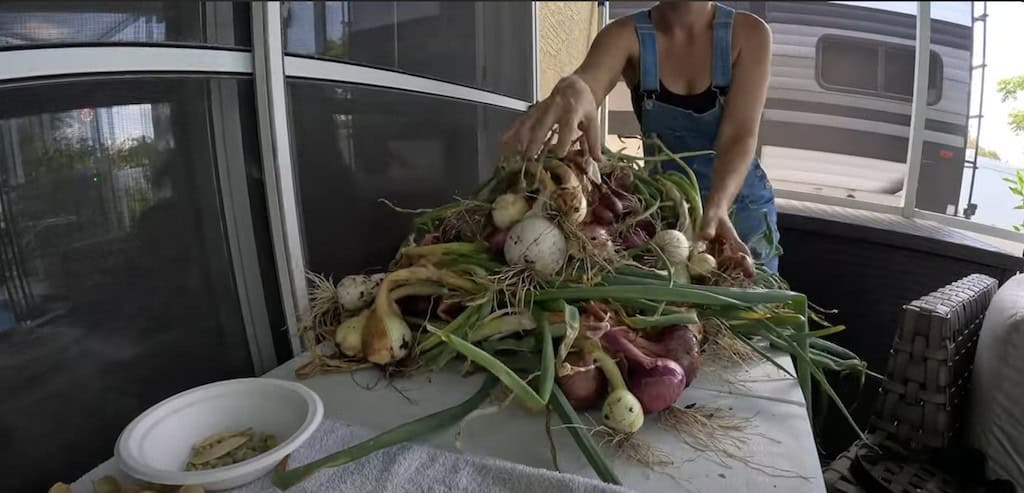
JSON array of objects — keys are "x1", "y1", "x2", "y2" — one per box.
[{"x1": 632, "y1": 4, "x2": 780, "y2": 272}]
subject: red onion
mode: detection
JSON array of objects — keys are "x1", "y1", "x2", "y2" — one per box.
[
  {"x1": 599, "y1": 192, "x2": 624, "y2": 218},
  {"x1": 619, "y1": 227, "x2": 650, "y2": 250},
  {"x1": 629, "y1": 325, "x2": 702, "y2": 387},
  {"x1": 556, "y1": 351, "x2": 608, "y2": 410},
  {"x1": 600, "y1": 329, "x2": 686, "y2": 414},
  {"x1": 719, "y1": 252, "x2": 755, "y2": 279},
  {"x1": 589, "y1": 206, "x2": 615, "y2": 226},
  {"x1": 636, "y1": 218, "x2": 657, "y2": 239},
  {"x1": 487, "y1": 228, "x2": 509, "y2": 255}
]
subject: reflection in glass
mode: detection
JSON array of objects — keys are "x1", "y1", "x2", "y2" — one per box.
[
  {"x1": 0, "y1": 1, "x2": 250, "y2": 47},
  {"x1": 288, "y1": 79, "x2": 519, "y2": 277},
  {"x1": 0, "y1": 78, "x2": 282, "y2": 492},
  {"x1": 283, "y1": 1, "x2": 533, "y2": 100}
]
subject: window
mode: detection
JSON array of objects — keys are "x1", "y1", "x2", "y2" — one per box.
[
  {"x1": 282, "y1": 1, "x2": 533, "y2": 101},
  {"x1": 287, "y1": 78, "x2": 519, "y2": 276},
  {"x1": 818, "y1": 35, "x2": 943, "y2": 105},
  {"x1": 0, "y1": 77, "x2": 284, "y2": 492},
  {"x1": 0, "y1": 1, "x2": 250, "y2": 47}
]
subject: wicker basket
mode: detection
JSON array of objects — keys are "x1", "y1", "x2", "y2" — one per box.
[{"x1": 824, "y1": 274, "x2": 999, "y2": 493}]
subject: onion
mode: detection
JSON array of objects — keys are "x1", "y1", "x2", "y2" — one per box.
[
  {"x1": 504, "y1": 216, "x2": 568, "y2": 279},
  {"x1": 599, "y1": 192, "x2": 624, "y2": 217},
  {"x1": 582, "y1": 224, "x2": 615, "y2": 258},
  {"x1": 688, "y1": 252, "x2": 717, "y2": 278},
  {"x1": 335, "y1": 310, "x2": 368, "y2": 358},
  {"x1": 556, "y1": 351, "x2": 607, "y2": 410},
  {"x1": 619, "y1": 227, "x2": 650, "y2": 250},
  {"x1": 491, "y1": 193, "x2": 530, "y2": 229},
  {"x1": 589, "y1": 205, "x2": 615, "y2": 226},
  {"x1": 336, "y1": 273, "x2": 385, "y2": 312},
  {"x1": 601, "y1": 329, "x2": 687, "y2": 414},
  {"x1": 719, "y1": 252, "x2": 756, "y2": 279},
  {"x1": 652, "y1": 230, "x2": 690, "y2": 267},
  {"x1": 487, "y1": 228, "x2": 509, "y2": 255},
  {"x1": 628, "y1": 325, "x2": 702, "y2": 388}
]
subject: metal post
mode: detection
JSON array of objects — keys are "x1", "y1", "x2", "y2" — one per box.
[
  {"x1": 252, "y1": 2, "x2": 307, "y2": 357},
  {"x1": 531, "y1": 1, "x2": 540, "y2": 102},
  {"x1": 598, "y1": 1, "x2": 609, "y2": 144},
  {"x1": 901, "y1": 1, "x2": 930, "y2": 217}
]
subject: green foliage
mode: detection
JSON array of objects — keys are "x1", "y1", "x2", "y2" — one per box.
[
  {"x1": 1004, "y1": 170, "x2": 1024, "y2": 232},
  {"x1": 997, "y1": 75, "x2": 1024, "y2": 103},
  {"x1": 1009, "y1": 110, "x2": 1024, "y2": 136},
  {"x1": 998, "y1": 75, "x2": 1024, "y2": 136}
]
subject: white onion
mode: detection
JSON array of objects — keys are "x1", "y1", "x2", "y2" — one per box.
[
  {"x1": 335, "y1": 310, "x2": 368, "y2": 357},
  {"x1": 491, "y1": 193, "x2": 530, "y2": 229},
  {"x1": 688, "y1": 252, "x2": 718, "y2": 278},
  {"x1": 602, "y1": 389, "x2": 645, "y2": 434},
  {"x1": 336, "y1": 273, "x2": 384, "y2": 312},
  {"x1": 504, "y1": 216, "x2": 567, "y2": 278},
  {"x1": 652, "y1": 230, "x2": 690, "y2": 267}
]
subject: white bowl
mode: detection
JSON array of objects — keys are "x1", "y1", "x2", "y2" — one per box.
[{"x1": 115, "y1": 378, "x2": 324, "y2": 491}]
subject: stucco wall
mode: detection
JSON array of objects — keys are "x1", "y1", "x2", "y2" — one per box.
[{"x1": 537, "y1": 2, "x2": 600, "y2": 99}]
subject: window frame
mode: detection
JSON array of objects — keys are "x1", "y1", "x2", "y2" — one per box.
[{"x1": 815, "y1": 33, "x2": 943, "y2": 106}]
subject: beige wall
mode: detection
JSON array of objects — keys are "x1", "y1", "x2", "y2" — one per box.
[{"x1": 537, "y1": 2, "x2": 600, "y2": 99}]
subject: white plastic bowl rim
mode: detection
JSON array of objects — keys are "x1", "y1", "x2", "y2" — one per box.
[{"x1": 114, "y1": 378, "x2": 323, "y2": 487}]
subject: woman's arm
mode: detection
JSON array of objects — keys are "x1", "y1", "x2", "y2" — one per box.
[
  {"x1": 503, "y1": 18, "x2": 635, "y2": 161},
  {"x1": 700, "y1": 13, "x2": 773, "y2": 247}
]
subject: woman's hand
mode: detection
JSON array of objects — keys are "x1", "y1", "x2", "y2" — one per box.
[
  {"x1": 700, "y1": 208, "x2": 754, "y2": 276},
  {"x1": 502, "y1": 75, "x2": 603, "y2": 161}
]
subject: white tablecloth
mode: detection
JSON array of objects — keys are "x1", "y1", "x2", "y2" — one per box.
[{"x1": 74, "y1": 352, "x2": 825, "y2": 493}]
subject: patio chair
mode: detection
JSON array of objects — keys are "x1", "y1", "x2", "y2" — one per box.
[{"x1": 823, "y1": 273, "x2": 1015, "y2": 493}]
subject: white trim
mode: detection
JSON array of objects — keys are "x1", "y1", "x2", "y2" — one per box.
[
  {"x1": 283, "y1": 56, "x2": 531, "y2": 112},
  {"x1": 913, "y1": 210, "x2": 1024, "y2": 245},
  {"x1": 532, "y1": 1, "x2": 540, "y2": 103},
  {"x1": 774, "y1": 189, "x2": 904, "y2": 215},
  {"x1": 901, "y1": 1, "x2": 930, "y2": 217},
  {"x1": 209, "y1": 79, "x2": 279, "y2": 374},
  {"x1": 253, "y1": 3, "x2": 306, "y2": 357},
  {"x1": 0, "y1": 47, "x2": 252, "y2": 82}
]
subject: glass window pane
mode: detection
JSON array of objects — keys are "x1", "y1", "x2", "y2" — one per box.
[
  {"x1": 0, "y1": 77, "x2": 282, "y2": 492},
  {"x1": 283, "y1": 1, "x2": 533, "y2": 101},
  {"x1": 0, "y1": 1, "x2": 250, "y2": 47},
  {"x1": 820, "y1": 37, "x2": 880, "y2": 92},
  {"x1": 882, "y1": 46, "x2": 915, "y2": 97},
  {"x1": 288, "y1": 79, "x2": 519, "y2": 275}
]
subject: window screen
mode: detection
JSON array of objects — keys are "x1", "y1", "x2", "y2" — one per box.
[{"x1": 818, "y1": 35, "x2": 943, "y2": 105}]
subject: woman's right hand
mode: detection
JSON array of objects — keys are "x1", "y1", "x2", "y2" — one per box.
[{"x1": 502, "y1": 75, "x2": 603, "y2": 162}]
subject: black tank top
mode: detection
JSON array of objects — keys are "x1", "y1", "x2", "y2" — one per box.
[{"x1": 630, "y1": 81, "x2": 728, "y2": 118}]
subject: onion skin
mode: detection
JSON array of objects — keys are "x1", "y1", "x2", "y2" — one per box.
[
  {"x1": 619, "y1": 227, "x2": 650, "y2": 250},
  {"x1": 589, "y1": 206, "x2": 615, "y2": 226},
  {"x1": 599, "y1": 192, "x2": 624, "y2": 218},
  {"x1": 487, "y1": 228, "x2": 509, "y2": 255},
  {"x1": 628, "y1": 325, "x2": 702, "y2": 388},
  {"x1": 556, "y1": 352, "x2": 607, "y2": 410},
  {"x1": 601, "y1": 329, "x2": 687, "y2": 414}
]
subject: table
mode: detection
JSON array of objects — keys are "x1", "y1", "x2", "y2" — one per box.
[{"x1": 74, "y1": 351, "x2": 825, "y2": 492}]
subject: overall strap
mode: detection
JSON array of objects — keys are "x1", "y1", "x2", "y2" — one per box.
[
  {"x1": 711, "y1": 3, "x2": 735, "y2": 89},
  {"x1": 633, "y1": 10, "x2": 659, "y2": 97}
]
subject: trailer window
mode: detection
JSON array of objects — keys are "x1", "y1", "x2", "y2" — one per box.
[{"x1": 817, "y1": 35, "x2": 942, "y2": 105}]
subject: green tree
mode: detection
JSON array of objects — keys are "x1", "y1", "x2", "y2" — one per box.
[
  {"x1": 997, "y1": 75, "x2": 1024, "y2": 135},
  {"x1": 996, "y1": 75, "x2": 1024, "y2": 231},
  {"x1": 967, "y1": 135, "x2": 1001, "y2": 160}
]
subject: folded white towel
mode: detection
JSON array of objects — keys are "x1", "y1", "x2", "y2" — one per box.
[{"x1": 73, "y1": 418, "x2": 633, "y2": 493}]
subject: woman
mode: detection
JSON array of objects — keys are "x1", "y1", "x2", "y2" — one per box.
[{"x1": 503, "y1": 1, "x2": 780, "y2": 272}]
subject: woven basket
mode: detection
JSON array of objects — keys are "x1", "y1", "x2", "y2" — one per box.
[{"x1": 824, "y1": 274, "x2": 999, "y2": 493}]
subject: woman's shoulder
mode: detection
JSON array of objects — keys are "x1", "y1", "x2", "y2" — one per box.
[
  {"x1": 732, "y1": 11, "x2": 772, "y2": 59},
  {"x1": 733, "y1": 11, "x2": 772, "y2": 45}
]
